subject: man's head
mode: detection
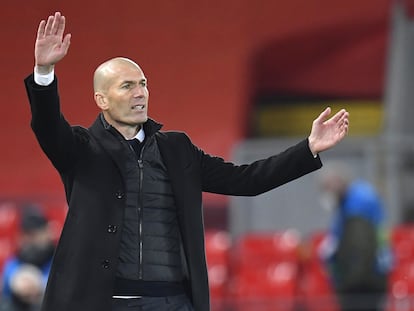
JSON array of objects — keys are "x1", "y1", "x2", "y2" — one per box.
[
  {"x1": 93, "y1": 57, "x2": 149, "y2": 138},
  {"x1": 17, "y1": 206, "x2": 55, "y2": 268},
  {"x1": 318, "y1": 162, "x2": 353, "y2": 211}
]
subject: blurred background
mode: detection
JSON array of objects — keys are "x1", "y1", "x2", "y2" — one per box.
[{"x1": 1, "y1": 0, "x2": 414, "y2": 310}]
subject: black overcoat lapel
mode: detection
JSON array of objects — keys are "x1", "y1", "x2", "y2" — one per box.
[{"x1": 89, "y1": 117, "x2": 131, "y2": 182}]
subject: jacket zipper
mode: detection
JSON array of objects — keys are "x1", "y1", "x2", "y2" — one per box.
[{"x1": 137, "y1": 146, "x2": 145, "y2": 279}]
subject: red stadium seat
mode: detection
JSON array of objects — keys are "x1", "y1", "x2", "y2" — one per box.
[
  {"x1": 231, "y1": 262, "x2": 298, "y2": 311},
  {"x1": 386, "y1": 262, "x2": 414, "y2": 311},
  {"x1": 0, "y1": 202, "x2": 19, "y2": 239},
  {"x1": 301, "y1": 264, "x2": 339, "y2": 311},
  {"x1": 205, "y1": 230, "x2": 232, "y2": 311},
  {"x1": 234, "y1": 230, "x2": 301, "y2": 268},
  {"x1": 0, "y1": 236, "x2": 16, "y2": 273},
  {"x1": 391, "y1": 225, "x2": 414, "y2": 266},
  {"x1": 229, "y1": 230, "x2": 301, "y2": 311},
  {"x1": 300, "y1": 231, "x2": 339, "y2": 311}
]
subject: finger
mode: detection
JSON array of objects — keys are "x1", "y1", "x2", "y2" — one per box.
[
  {"x1": 338, "y1": 114, "x2": 349, "y2": 133},
  {"x1": 337, "y1": 111, "x2": 349, "y2": 130},
  {"x1": 44, "y1": 15, "x2": 54, "y2": 35},
  {"x1": 341, "y1": 112, "x2": 349, "y2": 125},
  {"x1": 315, "y1": 107, "x2": 331, "y2": 123},
  {"x1": 50, "y1": 12, "x2": 62, "y2": 35},
  {"x1": 342, "y1": 116, "x2": 350, "y2": 132},
  {"x1": 37, "y1": 20, "x2": 46, "y2": 39},
  {"x1": 61, "y1": 33, "x2": 72, "y2": 54},
  {"x1": 56, "y1": 14, "x2": 66, "y2": 38},
  {"x1": 329, "y1": 109, "x2": 347, "y2": 123}
]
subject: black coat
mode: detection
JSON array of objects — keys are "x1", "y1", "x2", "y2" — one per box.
[{"x1": 24, "y1": 74, "x2": 322, "y2": 311}]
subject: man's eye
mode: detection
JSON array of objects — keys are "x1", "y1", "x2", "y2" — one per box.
[
  {"x1": 140, "y1": 81, "x2": 147, "y2": 87},
  {"x1": 122, "y1": 84, "x2": 131, "y2": 89}
]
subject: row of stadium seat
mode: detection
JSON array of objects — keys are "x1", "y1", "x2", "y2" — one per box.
[
  {"x1": 206, "y1": 226, "x2": 414, "y2": 311},
  {"x1": 3, "y1": 201, "x2": 414, "y2": 310}
]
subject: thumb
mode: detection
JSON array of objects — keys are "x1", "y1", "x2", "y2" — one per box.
[{"x1": 61, "y1": 33, "x2": 71, "y2": 53}]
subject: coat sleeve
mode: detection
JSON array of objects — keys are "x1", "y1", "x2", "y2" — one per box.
[
  {"x1": 24, "y1": 74, "x2": 78, "y2": 174},
  {"x1": 195, "y1": 137, "x2": 322, "y2": 196}
]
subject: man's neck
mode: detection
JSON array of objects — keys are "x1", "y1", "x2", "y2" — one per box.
[
  {"x1": 100, "y1": 114, "x2": 144, "y2": 139},
  {"x1": 117, "y1": 125, "x2": 143, "y2": 140}
]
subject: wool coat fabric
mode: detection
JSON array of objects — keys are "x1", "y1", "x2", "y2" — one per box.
[{"x1": 24, "y1": 74, "x2": 322, "y2": 311}]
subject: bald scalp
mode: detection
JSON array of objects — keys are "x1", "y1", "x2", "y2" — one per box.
[{"x1": 93, "y1": 57, "x2": 143, "y2": 93}]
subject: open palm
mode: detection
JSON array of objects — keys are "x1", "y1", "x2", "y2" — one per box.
[
  {"x1": 308, "y1": 107, "x2": 349, "y2": 154},
  {"x1": 35, "y1": 12, "x2": 71, "y2": 68}
]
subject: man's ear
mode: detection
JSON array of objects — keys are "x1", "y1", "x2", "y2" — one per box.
[{"x1": 95, "y1": 92, "x2": 108, "y2": 110}]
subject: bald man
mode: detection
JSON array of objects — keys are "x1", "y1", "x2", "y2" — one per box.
[
  {"x1": 24, "y1": 12, "x2": 349, "y2": 311},
  {"x1": 92, "y1": 58, "x2": 150, "y2": 140}
]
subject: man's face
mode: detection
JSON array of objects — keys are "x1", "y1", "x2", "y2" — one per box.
[
  {"x1": 99, "y1": 62, "x2": 149, "y2": 128},
  {"x1": 18, "y1": 226, "x2": 55, "y2": 267},
  {"x1": 319, "y1": 174, "x2": 345, "y2": 212}
]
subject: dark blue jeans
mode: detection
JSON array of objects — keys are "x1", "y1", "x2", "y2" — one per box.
[{"x1": 112, "y1": 295, "x2": 194, "y2": 311}]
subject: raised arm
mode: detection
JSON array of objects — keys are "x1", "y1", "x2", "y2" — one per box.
[
  {"x1": 35, "y1": 12, "x2": 71, "y2": 74},
  {"x1": 26, "y1": 12, "x2": 76, "y2": 174},
  {"x1": 308, "y1": 107, "x2": 349, "y2": 155}
]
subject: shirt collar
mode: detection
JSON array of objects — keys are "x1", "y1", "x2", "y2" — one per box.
[{"x1": 132, "y1": 127, "x2": 145, "y2": 142}]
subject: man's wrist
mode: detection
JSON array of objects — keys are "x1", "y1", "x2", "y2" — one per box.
[
  {"x1": 308, "y1": 138, "x2": 318, "y2": 158},
  {"x1": 35, "y1": 65, "x2": 54, "y2": 75},
  {"x1": 34, "y1": 66, "x2": 55, "y2": 86}
]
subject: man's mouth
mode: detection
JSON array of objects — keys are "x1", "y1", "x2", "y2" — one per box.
[{"x1": 132, "y1": 105, "x2": 145, "y2": 110}]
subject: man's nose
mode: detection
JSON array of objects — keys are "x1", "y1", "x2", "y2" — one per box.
[{"x1": 133, "y1": 86, "x2": 145, "y2": 97}]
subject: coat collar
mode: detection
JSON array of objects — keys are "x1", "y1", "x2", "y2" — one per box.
[
  {"x1": 88, "y1": 113, "x2": 163, "y2": 180},
  {"x1": 98, "y1": 113, "x2": 163, "y2": 140}
]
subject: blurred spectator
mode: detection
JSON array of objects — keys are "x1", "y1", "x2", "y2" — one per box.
[
  {"x1": 318, "y1": 163, "x2": 393, "y2": 311},
  {"x1": 1, "y1": 206, "x2": 55, "y2": 299},
  {"x1": 401, "y1": 200, "x2": 414, "y2": 224},
  {"x1": 0, "y1": 264, "x2": 43, "y2": 311}
]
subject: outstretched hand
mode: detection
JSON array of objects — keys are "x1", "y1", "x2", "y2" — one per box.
[
  {"x1": 35, "y1": 12, "x2": 71, "y2": 74},
  {"x1": 308, "y1": 107, "x2": 349, "y2": 155}
]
